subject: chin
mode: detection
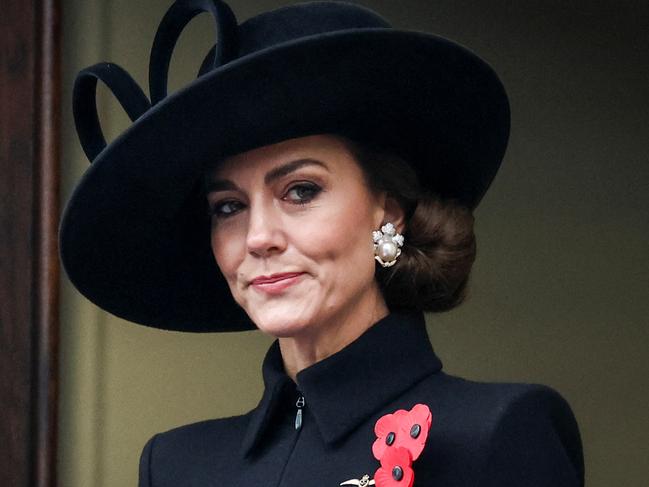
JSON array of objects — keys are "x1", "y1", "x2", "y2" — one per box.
[
  {"x1": 253, "y1": 316, "x2": 312, "y2": 338},
  {"x1": 246, "y1": 303, "x2": 316, "y2": 338}
]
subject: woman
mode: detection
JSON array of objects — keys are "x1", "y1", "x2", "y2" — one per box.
[{"x1": 61, "y1": 1, "x2": 584, "y2": 486}]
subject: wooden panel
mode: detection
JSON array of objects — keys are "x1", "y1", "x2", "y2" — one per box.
[{"x1": 0, "y1": 0, "x2": 61, "y2": 486}]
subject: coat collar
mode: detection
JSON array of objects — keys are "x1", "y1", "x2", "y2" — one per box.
[{"x1": 241, "y1": 311, "x2": 442, "y2": 457}]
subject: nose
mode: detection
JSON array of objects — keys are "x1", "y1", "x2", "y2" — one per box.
[{"x1": 245, "y1": 200, "x2": 287, "y2": 257}]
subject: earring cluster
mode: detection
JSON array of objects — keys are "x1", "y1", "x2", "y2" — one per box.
[{"x1": 373, "y1": 222, "x2": 404, "y2": 268}]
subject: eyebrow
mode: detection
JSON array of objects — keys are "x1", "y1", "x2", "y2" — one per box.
[
  {"x1": 264, "y1": 158, "x2": 329, "y2": 184},
  {"x1": 204, "y1": 178, "x2": 238, "y2": 194},
  {"x1": 205, "y1": 158, "x2": 329, "y2": 194}
]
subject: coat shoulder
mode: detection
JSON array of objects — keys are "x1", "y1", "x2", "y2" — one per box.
[
  {"x1": 417, "y1": 372, "x2": 579, "y2": 431},
  {"x1": 138, "y1": 411, "x2": 253, "y2": 487},
  {"x1": 410, "y1": 372, "x2": 584, "y2": 486}
]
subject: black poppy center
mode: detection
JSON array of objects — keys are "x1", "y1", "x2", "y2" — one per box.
[
  {"x1": 392, "y1": 466, "x2": 404, "y2": 481},
  {"x1": 386, "y1": 432, "x2": 396, "y2": 445}
]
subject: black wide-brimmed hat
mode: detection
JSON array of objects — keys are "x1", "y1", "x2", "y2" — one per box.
[{"x1": 60, "y1": 0, "x2": 510, "y2": 332}]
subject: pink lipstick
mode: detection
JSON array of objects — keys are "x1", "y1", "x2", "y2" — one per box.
[{"x1": 250, "y1": 272, "x2": 305, "y2": 295}]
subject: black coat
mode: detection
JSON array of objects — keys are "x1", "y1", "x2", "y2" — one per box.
[{"x1": 138, "y1": 311, "x2": 584, "y2": 486}]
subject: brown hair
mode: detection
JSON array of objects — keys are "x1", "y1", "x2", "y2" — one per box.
[{"x1": 339, "y1": 136, "x2": 477, "y2": 312}]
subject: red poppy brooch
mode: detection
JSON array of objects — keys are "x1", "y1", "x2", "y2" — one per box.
[{"x1": 340, "y1": 404, "x2": 433, "y2": 487}]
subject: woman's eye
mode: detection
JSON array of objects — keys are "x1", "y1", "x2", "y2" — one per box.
[
  {"x1": 283, "y1": 182, "x2": 322, "y2": 204},
  {"x1": 210, "y1": 200, "x2": 244, "y2": 218}
]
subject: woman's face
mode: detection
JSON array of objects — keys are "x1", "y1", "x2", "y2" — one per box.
[{"x1": 205, "y1": 134, "x2": 391, "y2": 339}]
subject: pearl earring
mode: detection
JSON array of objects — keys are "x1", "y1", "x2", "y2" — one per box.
[{"x1": 373, "y1": 222, "x2": 404, "y2": 268}]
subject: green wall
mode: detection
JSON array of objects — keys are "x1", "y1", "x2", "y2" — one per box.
[{"x1": 59, "y1": 1, "x2": 649, "y2": 485}]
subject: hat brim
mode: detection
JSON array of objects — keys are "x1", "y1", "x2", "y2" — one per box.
[{"x1": 60, "y1": 28, "x2": 510, "y2": 332}]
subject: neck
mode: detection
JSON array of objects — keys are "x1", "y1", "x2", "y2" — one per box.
[{"x1": 278, "y1": 288, "x2": 389, "y2": 382}]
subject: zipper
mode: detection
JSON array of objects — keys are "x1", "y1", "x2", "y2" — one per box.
[
  {"x1": 277, "y1": 392, "x2": 306, "y2": 486},
  {"x1": 294, "y1": 393, "x2": 305, "y2": 430}
]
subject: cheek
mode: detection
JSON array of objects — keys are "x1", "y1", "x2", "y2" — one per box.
[
  {"x1": 210, "y1": 226, "x2": 241, "y2": 281},
  {"x1": 297, "y1": 202, "x2": 375, "y2": 274}
]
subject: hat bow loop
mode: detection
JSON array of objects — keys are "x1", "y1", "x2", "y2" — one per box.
[{"x1": 72, "y1": 0, "x2": 238, "y2": 161}]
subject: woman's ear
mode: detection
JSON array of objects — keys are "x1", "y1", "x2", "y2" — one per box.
[{"x1": 381, "y1": 195, "x2": 406, "y2": 234}]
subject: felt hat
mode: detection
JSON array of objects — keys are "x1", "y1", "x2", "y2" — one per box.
[{"x1": 60, "y1": 0, "x2": 510, "y2": 332}]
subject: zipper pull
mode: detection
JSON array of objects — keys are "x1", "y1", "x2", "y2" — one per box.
[{"x1": 295, "y1": 395, "x2": 305, "y2": 430}]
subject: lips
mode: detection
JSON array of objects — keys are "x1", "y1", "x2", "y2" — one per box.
[
  {"x1": 249, "y1": 272, "x2": 306, "y2": 295},
  {"x1": 250, "y1": 272, "x2": 304, "y2": 285}
]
